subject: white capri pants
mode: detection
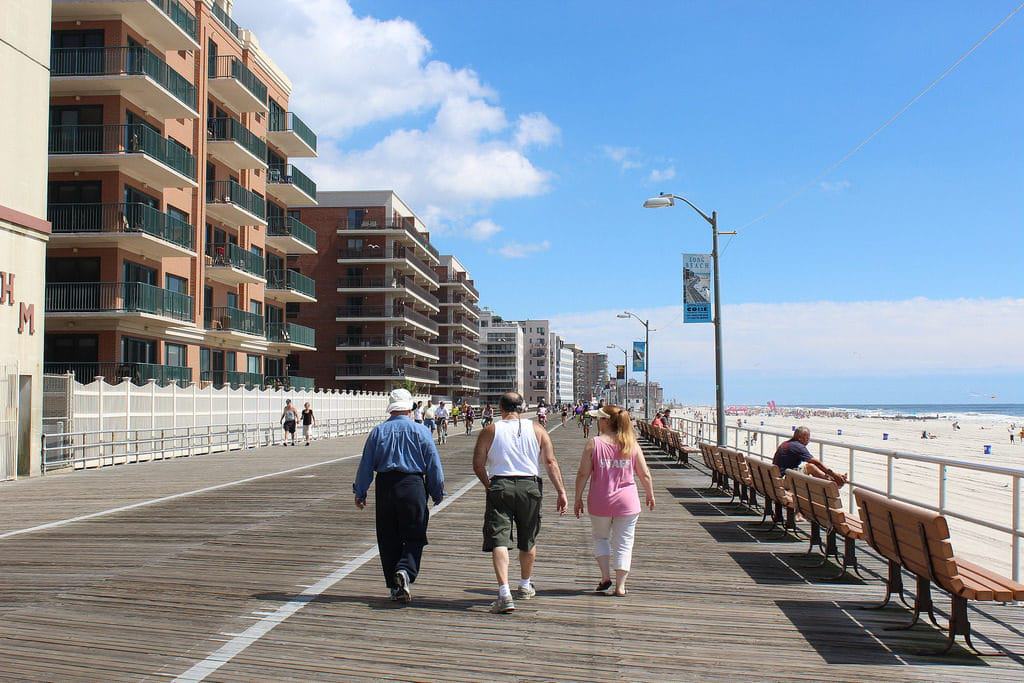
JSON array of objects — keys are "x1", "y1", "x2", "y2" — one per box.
[{"x1": 590, "y1": 513, "x2": 640, "y2": 571}]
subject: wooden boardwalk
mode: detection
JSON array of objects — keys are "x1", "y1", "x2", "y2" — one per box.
[{"x1": 0, "y1": 421, "x2": 1022, "y2": 681}]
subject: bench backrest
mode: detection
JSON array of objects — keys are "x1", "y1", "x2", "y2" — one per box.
[
  {"x1": 746, "y1": 456, "x2": 788, "y2": 504},
  {"x1": 698, "y1": 443, "x2": 714, "y2": 469},
  {"x1": 721, "y1": 448, "x2": 751, "y2": 485},
  {"x1": 784, "y1": 469, "x2": 852, "y2": 532},
  {"x1": 853, "y1": 487, "x2": 958, "y2": 590},
  {"x1": 708, "y1": 446, "x2": 727, "y2": 476}
]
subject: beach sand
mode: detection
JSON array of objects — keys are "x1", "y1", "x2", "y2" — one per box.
[{"x1": 671, "y1": 407, "x2": 1024, "y2": 577}]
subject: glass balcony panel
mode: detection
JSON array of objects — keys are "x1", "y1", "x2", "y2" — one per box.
[
  {"x1": 267, "y1": 215, "x2": 316, "y2": 250},
  {"x1": 45, "y1": 282, "x2": 194, "y2": 321},
  {"x1": 206, "y1": 180, "x2": 266, "y2": 220},
  {"x1": 204, "y1": 306, "x2": 264, "y2": 336},
  {"x1": 266, "y1": 322, "x2": 315, "y2": 347}
]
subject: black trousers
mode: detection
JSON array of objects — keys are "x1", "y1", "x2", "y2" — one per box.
[{"x1": 375, "y1": 471, "x2": 429, "y2": 588}]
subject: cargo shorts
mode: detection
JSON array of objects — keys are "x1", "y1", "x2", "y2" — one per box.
[{"x1": 482, "y1": 476, "x2": 543, "y2": 552}]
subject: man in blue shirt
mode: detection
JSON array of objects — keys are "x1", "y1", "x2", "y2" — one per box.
[
  {"x1": 773, "y1": 426, "x2": 848, "y2": 487},
  {"x1": 354, "y1": 389, "x2": 445, "y2": 603}
]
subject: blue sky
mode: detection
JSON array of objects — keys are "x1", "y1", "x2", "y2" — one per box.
[{"x1": 238, "y1": 1, "x2": 1023, "y2": 404}]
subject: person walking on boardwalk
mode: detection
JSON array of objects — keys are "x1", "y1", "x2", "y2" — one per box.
[
  {"x1": 301, "y1": 402, "x2": 316, "y2": 446},
  {"x1": 353, "y1": 389, "x2": 445, "y2": 604},
  {"x1": 472, "y1": 391, "x2": 568, "y2": 613},
  {"x1": 574, "y1": 405, "x2": 655, "y2": 596},
  {"x1": 280, "y1": 398, "x2": 299, "y2": 446}
]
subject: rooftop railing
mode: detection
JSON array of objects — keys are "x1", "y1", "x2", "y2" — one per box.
[
  {"x1": 45, "y1": 281, "x2": 194, "y2": 322},
  {"x1": 51, "y1": 46, "x2": 197, "y2": 111},
  {"x1": 49, "y1": 123, "x2": 196, "y2": 179},
  {"x1": 208, "y1": 55, "x2": 266, "y2": 104},
  {"x1": 207, "y1": 117, "x2": 267, "y2": 161},
  {"x1": 267, "y1": 163, "x2": 316, "y2": 200},
  {"x1": 47, "y1": 202, "x2": 195, "y2": 252},
  {"x1": 266, "y1": 322, "x2": 315, "y2": 347},
  {"x1": 44, "y1": 361, "x2": 191, "y2": 386},
  {"x1": 204, "y1": 306, "x2": 264, "y2": 336},
  {"x1": 206, "y1": 179, "x2": 266, "y2": 220},
  {"x1": 268, "y1": 111, "x2": 317, "y2": 153},
  {"x1": 206, "y1": 241, "x2": 265, "y2": 277},
  {"x1": 267, "y1": 215, "x2": 316, "y2": 250},
  {"x1": 266, "y1": 268, "x2": 315, "y2": 298}
]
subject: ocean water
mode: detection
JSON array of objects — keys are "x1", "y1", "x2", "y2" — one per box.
[{"x1": 790, "y1": 404, "x2": 1024, "y2": 419}]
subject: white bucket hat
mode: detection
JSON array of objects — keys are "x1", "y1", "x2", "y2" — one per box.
[{"x1": 386, "y1": 388, "x2": 415, "y2": 413}]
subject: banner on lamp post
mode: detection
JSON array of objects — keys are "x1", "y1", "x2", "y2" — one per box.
[
  {"x1": 683, "y1": 253, "x2": 712, "y2": 323},
  {"x1": 632, "y1": 341, "x2": 646, "y2": 372}
]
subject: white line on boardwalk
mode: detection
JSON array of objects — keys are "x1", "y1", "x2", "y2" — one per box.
[
  {"x1": 0, "y1": 454, "x2": 360, "y2": 541},
  {"x1": 175, "y1": 420, "x2": 566, "y2": 682}
]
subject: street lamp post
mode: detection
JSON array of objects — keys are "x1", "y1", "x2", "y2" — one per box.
[
  {"x1": 607, "y1": 344, "x2": 628, "y2": 409},
  {"x1": 643, "y1": 192, "x2": 726, "y2": 446},
  {"x1": 618, "y1": 311, "x2": 653, "y2": 420}
]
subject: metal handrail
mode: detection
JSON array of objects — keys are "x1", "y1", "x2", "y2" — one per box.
[
  {"x1": 208, "y1": 55, "x2": 266, "y2": 105},
  {"x1": 51, "y1": 45, "x2": 197, "y2": 110},
  {"x1": 45, "y1": 281, "x2": 194, "y2": 321},
  {"x1": 267, "y1": 163, "x2": 316, "y2": 199},
  {"x1": 206, "y1": 180, "x2": 266, "y2": 220},
  {"x1": 266, "y1": 268, "x2": 315, "y2": 297},
  {"x1": 48, "y1": 123, "x2": 196, "y2": 179},
  {"x1": 151, "y1": 0, "x2": 198, "y2": 40},
  {"x1": 47, "y1": 202, "x2": 195, "y2": 251},
  {"x1": 674, "y1": 416, "x2": 1024, "y2": 583},
  {"x1": 268, "y1": 111, "x2": 317, "y2": 152},
  {"x1": 207, "y1": 116, "x2": 267, "y2": 161},
  {"x1": 267, "y1": 215, "x2": 316, "y2": 250}
]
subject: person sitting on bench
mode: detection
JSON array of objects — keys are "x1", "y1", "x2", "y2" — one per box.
[{"x1": 773, "y1": 426, "x2": 848, "y2": 488}]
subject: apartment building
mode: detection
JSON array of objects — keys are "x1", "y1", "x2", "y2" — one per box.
[
  {"x1": 579, "y1": 351, "x2": 609, "y2": 402},
  {"x1": 563, "y1": 343, "x2": 581, "y2": 404},
  {"x1": 0, "y1": 0, "x2": 50, "y2": 478},
  {"x1": 44, "y1": 0, "x2": 319, "y2": 390},
  {"x1": 478, "y1": 310, "x2": 524, "y2": 406},
  {"x1": 547, "y1": 333, "x2": 574, "y2": 406},
  {"x1": 291, "y1": 191, "x2": 442, "y2": 392},
  {"x1": 432, "y1": 255, "x2": 481, "y2": 404},
  {"x1": 519, "y1": 319, "x2": 550, "y2": 406},
  {"x1": 612, "y1": 379, "x2": 664, "y2": 413}
]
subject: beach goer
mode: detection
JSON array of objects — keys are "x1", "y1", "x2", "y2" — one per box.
[
  {"x1": 561, "y1": 405, "x2": 568, "y2": 426},
  {"x1": 423, "y1": 400, "x2": 436, "y2": 438},
  {"x1": 573, "y1": 405, "x2": 655, "y2": 596},
  {"x1": 650, "y1": 411, "x2": 665, "y2": 429},
  {"x1": 472, "y1": 392, "x2": 568, "y2": 614},
  {"x1": 1019, "y1": 427, "x2": 1024, "y2": 443},
  {"x1": 482, "y1": 404, "x2": 494, "y2": 427},
  {"x1": 353, "y1": 389, "x2": 445, "y2": 603},
  {"x1": 464, "y1": 404, "x2": 475, "y2": 435},
  {"x1": 582, "y1": 409, "x2": 593, "y2": 439},
  {"x1": 301, "y1": 402, "x2": 315, "y2": 446},
  {"x1": 773, "y1": 427, "x2": 847, "y2": 487},
  {"x1": 280, "y1": 399, "x2": 299, "y2": 446},
  {"x1": 413, "y1": 401, "x2": 424, "y2": 424}
]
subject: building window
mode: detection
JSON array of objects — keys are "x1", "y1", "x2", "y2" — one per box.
[
  {"x1": 165, "y1": 274, "x2": 188, "y2": 294},
  {"x1": 347, "y1": 208, "x2": 366, "y2": 227},
  {"x1": 249, "y1": 299, "x2": 262, "y2": 316},
  {"x1": 165, "y1": 343, "x2": 186, "y2": 367},
  {"x1": 247, "y1": 355, "x2": 261, "y2": 374}
]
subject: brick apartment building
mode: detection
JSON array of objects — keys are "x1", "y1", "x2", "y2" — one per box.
[{"x1": 43, "y1": 0, "x2": 320, "y2": 390}]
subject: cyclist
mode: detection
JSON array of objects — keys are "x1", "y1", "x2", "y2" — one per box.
[
  {"x1": 464, "y1": 404, "x2": 475, "y2": 435},
  {"x1": 537, "y1": 404, "x2": 548, "y2": 428},
  {"x1": 482, "y1": 403, "x2": 494, "y2": 427},
  {"x1": 423, "y1": 400, "x2": 437, "y2": 440},
  {"x1": 435, "y1": 401, "x2": 449, "y2": 445}
]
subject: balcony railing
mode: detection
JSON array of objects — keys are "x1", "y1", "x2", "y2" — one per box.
[
  {"x1": 206, "y1": 180, "x2": 266, "y2": 220},
  {"x1": 267, "y1": 163, "x2": 316, "y2": 199},
  {"x1": 399, "y1": 276, "x2": 439, "y2": 308},
  {"x1": 399, "y1": 306, "x2": 440, "y2": 334},
  {"x1": 339, "y1": 221, "x2": 439, "y2": 260},
  {"x1": 334, "y1": 335, "x2": 437, "y2": 356},
  {"x1": 207, "y1": 117, "x2": 266, "y2": 160},
  {"x1": 393, "y1": 245, "x2": 438, "y2": 284},
  {"x1": 207, "y1": 242, "x2": 265, "y2": 277},
  {"x1": 268, "y1": 111, "x2": 317, "y2": 153},
  {"x1": 208, "y1": 55, "x2": 266, "y2": 104},
  {"x1": 266, "y1": 268, "x2": 315, "y2": 298},
  {"x1": 267, "y1": 215, "x2": 316, "y2": 250},
  {"x1": 200, "y1": 370, "x2": 263, "y2": 388},
  {"x1": 335, "y1": 365, "x2": 439, "y2": 382},
  {"x1": 265, "y1": 375, "x2": 315, "y2": 390},
  {"x1": 440, "y1": 375, "x2": 480, "y2": 389},
  {"x1": 266, "y1": 322, "x2": 315, "y2": 347},
  {"x1": 49, "y1": 124, "x2": 196, "y2": 179},
  {"x1": 45, "y1": 282, "x2": 194, "y2": 322},
  {"x1": 204, "y1": 306, "x2": 264, "y2": 336},
  {"x1": 44, "y1": 361, "x2": 192, "y2": 386},
  {"x1": 210, "y1": 1, "x2": 241, "y2": 39},
  {"x1": 152, "y1": 0, "x2": 198, "y2": 40},
  {"x1": 47, "y1": 203, "x2": 195, "y2": 252},
  {"x1": 51, "y1": 46, "x2": 197, "y2": 111},
  {"x1": 334, "y1": 275, "x2": 438, "y2": 307}
]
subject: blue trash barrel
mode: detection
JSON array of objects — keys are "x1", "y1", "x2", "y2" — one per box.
[
  {"x1": 984, "y1": 444, "x2": 992, "y2": 455},
  {"x1": 837, "y1": 429, "x2": 843, "y2": 436},
  {"x1": 883, "y1": 433, "x2": 889, "y2": 440}
]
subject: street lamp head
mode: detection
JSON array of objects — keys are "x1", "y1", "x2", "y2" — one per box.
[
  {"x1": 616, "y1": 313, "x2": 630, "y2": 319},
  {"x1": 643, "y1": 195, "x2": 674, "y2": 209}
]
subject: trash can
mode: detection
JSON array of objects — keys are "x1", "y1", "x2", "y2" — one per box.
[
  {"x1": 882, "y1": 433, "x2": 889, "y2": 440},
  {"x1": 984, "y1": 444, "x2": 992, "y2": 455},
  {"x1": 837, "y1": 429, "x2": 843, "y2": 436}
]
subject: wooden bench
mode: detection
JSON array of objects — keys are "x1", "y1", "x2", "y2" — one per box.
[
  {"x1": 697, "y1": 443, "x2": 720, "y2": 488},
  {"x1": 854, "y1": 487, "x2": 1024, "y2": 655},
  {"x1": 746, "y1": 456, "x2": 797, "y2": 534},
  {"x1": 720, "y1": 448, "x2": 757, "y2": 508},
  {"x1": 666, "y1": 431, "x2": 695, "y2": 466},
  {"x1": 784, "y1": 470, "x2": 863, "y2": 579},
  {"x1": 708, "y1": 445, "x2": 731, "y2": 494}
]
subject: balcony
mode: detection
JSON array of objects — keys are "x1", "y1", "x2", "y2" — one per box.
[
  {"x1": 440, "y1": 276, "x2": 480, "y2": 299},
  {"x1": 337, "y1": 221, "x2": 440, "y2": 263},
  {"x1": 206, "y1": 180, "x2": 267, "y2": 228},
  {"x1": 205, "y1": 242, "x2": 266, "y2": 286},
  {"x1": 50, "y1": 46, "x2": 198, "y2": 119},
  {"x1": 334, "y1": 365, "x2": 439, "y2": 385},
  {"x1": 438, "y1": 374, "x2": 480, "y2": 390},
  {"x1": 49, "y1": 124, "x2": 197, "y2": 190},
  {"x1": 265, "y1": 269, "x2": 316, "y2": 304},
  {"x1": 207, "y1": 117, "x2": 267, "y2": 170},
  {"x1": 336, "y1": 246, "x2": 438, "y2": 287},
  {"x1": 438, "y1": 337, "x2": 482, "y2": 354},
  {"x1": 210, "y1": 1, "x2": 242, "y2": 41},
  {"x1": 266, "y1": 322, "x2": 316, "y2": 351},
  {"x1": 266, "y1": 215, "x2": 316, "y2": 255},
  {"x1": 335, "y1": 276, "x2": 439, "y2": 311},
  {"x1": 204, "y1": 306, "x2": 264, "y2": 339},
  {"x1": 52, "y1": 1, "x2": 200, "y2": 52},
  {"x1": 267, "y1": 111, "x2": 317, "y2": 157},
  {"x1": 201, "y1": 370, "x2": 263, "y2": 389},
  {"x1": 45, "y1": 281, "x2": 194, "y2": 325},
  {"x1": 266, "y1": 164, "x2": 317, "y2": 206},
  {"x1": 47, "y1": 203, "x2": 195, "y2": 259},
  {"x1": 208, "y1": 55, "x2": 267, "y2": 114},
  {"x1": 43, "y1": 361, "x2": 192, "y2": 387},
  {"x1": 334, "y1": 335, "x2": 438, "y2": 361},
  {"x1": 334, "y1": 304, "x2": 439, "y2": 336},
  {"x1": 265, "y1": 375, "x2": 315, "y2": 390}
]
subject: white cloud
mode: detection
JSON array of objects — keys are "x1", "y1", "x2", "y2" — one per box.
[
  {"x1": 819, "y1": 179, "x2": 852, "y2": 193},
  {"x1": 241, "y1": 1, "x2": 558, "y2": 225},
  {"x1": 648, "y1": 166, "x2": 676, "y2": 183},
  {"x1": 550, "y1": 297, "x2": 1024, "y2": 379},
  {"x1": 494, "y1": 240, "x2": 551, "y2": 259},
  {"x1": 602, "y1": 145, "x2": 643, "y2": 170},
  {"x1": 465, "y1": 219, "x2": 503, "y2": 241}
]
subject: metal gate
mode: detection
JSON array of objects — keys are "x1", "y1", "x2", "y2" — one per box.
[{"x1": 0, "y1": 364, "x2": 17, "y2": 481}]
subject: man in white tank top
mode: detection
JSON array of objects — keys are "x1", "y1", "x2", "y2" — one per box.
[{"x1": 473, "y1": 392, "x2": 567, "y2": 613}]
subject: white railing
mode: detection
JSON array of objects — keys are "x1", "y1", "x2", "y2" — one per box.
[{"x1": 670, "y1": 416, "x2": 1024, "y2": 584}]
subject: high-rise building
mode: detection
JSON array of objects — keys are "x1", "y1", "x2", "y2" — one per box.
[
  {"x1": 1, "y1": 0, "x2": 51, "y2": 478},
  {"x1": 291, "y1": 190, "x2": 442, "y2": 393},
  {"x1": 613, "y1": 378, "x2": 664, "y2": 413},
  {"x1": 567, "y1": 343, "x2": 587, "y2": 402},
  {"x1": 44, "y1": 0, "x2": 320, "y2": 390},
  {"x1": 555, "y1": 338, "x2": 574, "y2": 406},
  {"x1": 579, "y1": 351, "x2": 609, "y2": 402},
  {"x1": 432, "y1": 255, "x2": 481, "y2": 403},
  {"x1": 478, "y1": 309, "x2": 524, "y2": 406},
  {"x1": 519, "y1": 319, "x2": 550, "y2": 406}
]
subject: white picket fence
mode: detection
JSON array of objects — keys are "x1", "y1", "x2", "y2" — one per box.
[{"x1": 42, "y1": 375, "x2": 428, "y2": 473}]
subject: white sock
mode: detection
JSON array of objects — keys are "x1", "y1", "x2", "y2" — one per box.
[
  {"x1": 519, "y1": 578, "x2": 532, "y2": 589},
  {"x1": 498, "y1": 584, "x2": 511, "y2": 599}
]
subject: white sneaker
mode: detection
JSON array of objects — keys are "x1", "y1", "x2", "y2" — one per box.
[
  {"x1": 515, "y1": 583, "x2": 536, "y2": 600},
  {"x1": 394, "y1": 570, "x2": 411, "y2": 603},
  {"x1": 490, "y1": 595, "x2": 516, "y2": 613}
]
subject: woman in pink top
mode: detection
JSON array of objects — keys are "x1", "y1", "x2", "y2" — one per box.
[{"x1": 573, "y1": 405, "x2": 655, "y2": 596}]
